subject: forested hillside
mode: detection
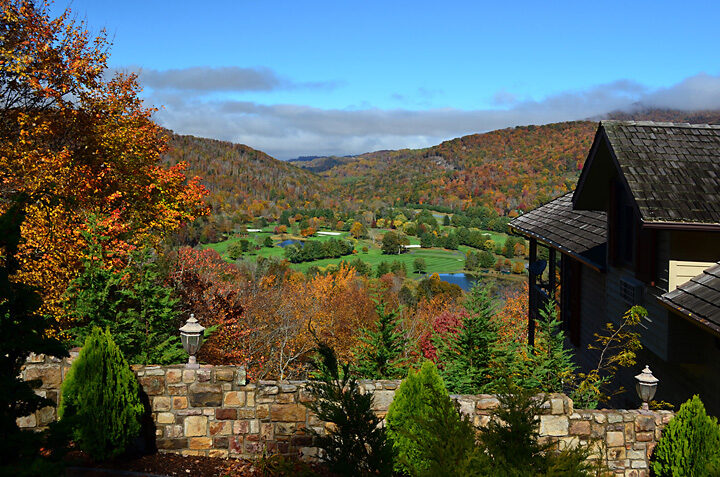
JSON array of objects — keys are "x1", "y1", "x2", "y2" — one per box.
[
  {"x1": 297, "y1": 121, "x2": 597, "y2": 214},
  {"x1": 167, "y1": 108, "x2": 720, "y2": 233},
  {"x1": 164, "y1": 133, "x2": 330, "y2": 214}
]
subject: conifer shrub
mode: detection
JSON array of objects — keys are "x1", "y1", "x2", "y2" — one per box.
[
  {"x1": 386, "y1": 361, "x2": 455, "y2": 475},
  {"x1": 652, "y1": 395, "x2": 720, "y2": 477},
  {"x1": 59, "y1": 327, "x2": 144, "y2": 461},
  {"x1": 302, "y1": 343, "x2": 394, "y2": 476},
  {"x1": 405, "y1": 381, "x2": 599, "y2": 476},
  {"x1": 408, "y1": 388, "x2": 486, "y2": 477},
  {"x1": 354, "y1": 301, "x2": 409, "y2": 379}
]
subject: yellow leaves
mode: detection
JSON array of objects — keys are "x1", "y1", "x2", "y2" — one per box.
[{"x1": 2, "y1": 1, "x2": 208, "y2": 331}]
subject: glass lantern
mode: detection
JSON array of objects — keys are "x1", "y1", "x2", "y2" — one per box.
[
  {"x1": 635, "y1": 365, "x2": 658, "y2": 410},
  {"x1": 179, "y1": 314, "x2": 205, "y2": 368}
]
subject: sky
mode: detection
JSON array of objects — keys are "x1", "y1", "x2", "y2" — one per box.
[{"x1": 53, "y1": 0, "x2": 720, "y2": 159}]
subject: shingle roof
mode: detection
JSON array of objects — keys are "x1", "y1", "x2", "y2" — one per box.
[
  {"x1": 602, "y1": 120, "x2": 720, "y2": 225},
  {"x1": 659, "y1": 263, "x2": 720, "y2": 334},
  {"x1": 509, "y1": 193, "x2": 607, "y2": 269}
]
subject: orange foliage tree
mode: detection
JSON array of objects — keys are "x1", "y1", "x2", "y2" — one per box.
[
  {"x1": 0, "y1": 1, "x2": 207, "y2": 328},
  {"x1": 171, "y1": 250, "x2": 376, "y2": 380},
  {"x1": 494, "y1": 281, "x2": 529, "y2": 345}
]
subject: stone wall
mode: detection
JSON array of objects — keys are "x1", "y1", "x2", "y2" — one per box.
[{"x1": 19, "y1": 353, "x2": 673, "y2": 476}]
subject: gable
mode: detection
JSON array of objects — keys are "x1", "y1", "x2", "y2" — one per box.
[{"x1": 575, "y1": 120, "x2": 720, "y2": 227}]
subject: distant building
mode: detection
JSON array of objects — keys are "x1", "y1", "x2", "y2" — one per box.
[{"x1": 510, "y1": 121, "x2": 720, "y2": 414}]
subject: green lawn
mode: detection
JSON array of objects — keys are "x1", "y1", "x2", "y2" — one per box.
[
  {"x1": 288, "y1": 245, "x2": 465, "y2": 274},
  {"x1": 203, "y1": 226, "x2": 518, "y2": 276}
]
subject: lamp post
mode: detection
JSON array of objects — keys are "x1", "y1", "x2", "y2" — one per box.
[
  {"x1": 635, "y1": 365, "x2": 658, "y2": 411},
  {"x1": 179, "y1": 314, "x2": 205, "y2": 369}
]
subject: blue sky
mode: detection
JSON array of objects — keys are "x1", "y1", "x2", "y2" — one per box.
[{"x1": 54, "y1": 1, "x2": 720, "y2": 159}]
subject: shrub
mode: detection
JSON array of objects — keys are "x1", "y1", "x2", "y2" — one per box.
[
  {"x1": 302, "y1": 343, "x2": 394, "y2": 476},
  {"x1": 411, "y1": 382, "x2": 596, "y2": 476},
  {"x1": 59, "y1": 328, "x2": 144, "y2": 461},
  {"x1": 387, "y1": 361, "x2": 453, "y2": 475},
  {"x1": 652, "y1": 395, "x2": 720, "y2": 477},
  {"x1": 476, "y1": 385, "x2": 592, "y2": 474},
  {"x1": 396, "y1": 376, "x2": 486, "y2": 477}
]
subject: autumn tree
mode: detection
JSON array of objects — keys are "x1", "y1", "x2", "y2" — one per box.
[
  {"x1": 350, "y1": 221, "x2": 367, "y2": 239},
  {"x1": 382, "y1": 231, "x2": 406, "y2": 254},
  {"x1": 0, "y1": 0, "x2": 207, "y2": 330}
]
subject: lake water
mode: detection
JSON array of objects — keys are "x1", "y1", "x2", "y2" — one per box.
[
  {"x1": 277, "y1": 239, "x2": 302, "y2": 248},
  {"x1": 437, "y1": 273, "x2": 478, "y2": 291}
]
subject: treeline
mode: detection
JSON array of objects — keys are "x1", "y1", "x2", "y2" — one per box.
[
  {"x1": 303, "y1": 121, "x2": 598, "y2": 214},
  {"x1": 283, "y1": 238, "x2": 355, "y2": 263}
]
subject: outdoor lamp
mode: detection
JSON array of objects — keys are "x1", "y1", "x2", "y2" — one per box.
[
  {"x1": 179, "y1": 314, "x2": 205, "y2": 369},
  {"x1": 635, "y1": 365, "x2": 658, "y2": 410}
]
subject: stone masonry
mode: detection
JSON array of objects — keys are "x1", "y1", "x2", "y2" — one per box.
[{"x1": 19, "y1": 353, "x2": 672, "y2": 476}]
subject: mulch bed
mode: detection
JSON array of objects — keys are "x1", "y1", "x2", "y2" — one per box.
[
  {"x1": 66, "y1": 451, "x2": 333, "y2": 476},
  {"x1": 67, "y1": 452, "x2": 247, "y2": 476}
]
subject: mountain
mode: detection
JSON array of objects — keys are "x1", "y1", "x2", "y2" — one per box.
[
  {"x1": 296, "y1": 121, "x2": 597, "y2": 214},
  {"x1": 292, "y1": 108, "x2": 720, "y2": 214},
  {"x1": 604, "y1": 108, "x2": 720, "y2": 124},
  {"x1": 165, "y1": 108, "x2": 720, "y2": 228},
  {"x1": 162, "y1": 132, "x2": 333, "y2": 219}
]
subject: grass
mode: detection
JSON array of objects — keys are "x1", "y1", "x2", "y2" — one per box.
[
  {"x1": 202, "y1": 226, "x2": 521, "y2": 276},
  {"x1": 289, "y1": 246, "x2": 465, "y2": 274}
]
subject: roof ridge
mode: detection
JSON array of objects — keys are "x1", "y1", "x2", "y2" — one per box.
[{"x1": 601, "y1": 119, "x2": 720, "y2": 129}]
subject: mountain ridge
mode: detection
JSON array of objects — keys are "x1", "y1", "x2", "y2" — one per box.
[{"x1": 163, "y1": 108, "x2": 720, "y2": 233}]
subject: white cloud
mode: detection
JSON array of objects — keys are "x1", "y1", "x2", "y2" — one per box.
[{"x1": 144, "y1": 73, "x2": 720, "y2": 159}]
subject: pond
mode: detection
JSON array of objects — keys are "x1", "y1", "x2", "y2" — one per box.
[
  {"x1": 277, "y1": 239, "x2": 303, "y2": 248},
  {"x1": 437, "y1": 273, "x2": 479, "y2": 291}
]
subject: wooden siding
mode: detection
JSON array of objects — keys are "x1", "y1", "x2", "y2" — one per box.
[
  {"x1": 611, "y1": 314, "x2": 720, "y2": 415},
  {"x1": 573, "y1": 263, "x2": 606, "y2": 372},
  {"x1": 655, "y1": 231, "x2": 670, "y2": 292},
  {"x1": 669, "y1": 260, "x2": 717, "y2": 291},
  {"x1": 605, "y1": 265, "x2": 669, "y2": 361}
]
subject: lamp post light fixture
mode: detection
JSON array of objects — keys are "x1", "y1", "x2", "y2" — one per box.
[
  {"x1": 635, "y1": 365, "x2": 659, "y2": 411},
  {"x1": 179, "y1": 314, "x2": 205, "y2": 369}
]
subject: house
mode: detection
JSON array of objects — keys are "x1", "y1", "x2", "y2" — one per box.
[{"x1": 509, "y1": 120, "x2": 720, "y2": 414}]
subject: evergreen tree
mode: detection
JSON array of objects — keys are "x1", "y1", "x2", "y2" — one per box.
[
  {"x1": 478, "y1": 384, "x2": 595, "y2": 475},
  {"x1": 414, "y1": 257, "x2": 427, "y2": 274},
  {"x1": 303, "y1": 343, "x2": 395, "y2": 476},
  {"x1": 354, "y1": 302, "x2": 409, "y2": 379},
  {"x1": 653, "y1": 395, "x2": 720, "y2": 477},
  {"x1": 443, "y1": 214, "x2": 451, "y2": 226},
  {"x1": 445, "y1": 232, "x2": 459, "y2": 250},
  {"x1": 434, "y1": 283, "x2": 500, "y2": 393},
  {"x1": 59, "y1": 327, "x2": 144, "y2": 460},
  {"x1": 478, "y1": 250, "x2": 496, "y2": 268},
  {"x1": 0, "y1": 199, "x2": 67, "y2": 465},
  {"x1": 390, "y1": 260, "x2": 407, "y2": 277},
  {"x1": 263, "y1": 236, "x2": 273, "y2": 248},
  {"x1": 376, "y1": 261, "x2": 390, "y2": 278},
  {"x1": 420, "y1": 232, "x2": 435, "y2": 248},
  {"x1": 349, "y1": 258, "x2": 372, "y2": 277},
  {"x1": 65, "y1": 235, "x2": 185, "y2": 365},
  {"x1": 398, "y1": 376, "x2": 486, "y2": 477},
  {"x1": 387, "y1": 361, "x2": 453, "y2": 475},
  {"x1": 530, "y1": 301, "x2": 576, "y2": 393}
]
